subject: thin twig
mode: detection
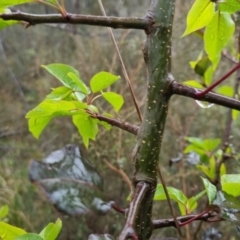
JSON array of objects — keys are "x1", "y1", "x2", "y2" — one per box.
[
  {"x1": 86, "y1": 110, "x2": 139, "y2": 135},
  {"x1": 97, "y1": 0, "x2": 142, "y2": 122},
  {"x1": 157, "y1": 166, "x2": 182, "y2": 238},
  {"x1": 102, "y1": 159, "x2": 132, "y2": 190}
]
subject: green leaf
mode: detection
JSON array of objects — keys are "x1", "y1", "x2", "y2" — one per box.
[
  {"x1": 0, "y1": 19, "x2": 18, "y2": 30},
  {"x1": 232, "y1": 109, "x2": 240, "y2": 120},
  {"x1": 0, "y1": 0, "x2": 34, "y2": 7},
  {"x1": 98, "y1": 121, "x2": 111, "y2": 131},
  {"x1": 220, "y1": 163, "x2": 227, "y2": 176},
  {"x1": 42, "y1": 64, "x2": 85, "y2": 92},
  {"x1": 219, "y1": 0, "x2": 240, "y2": 14},
  {"x1": 204, "y1": 11, "x2": 235, "y2": 69},
  {"x1": 154, "y1": 184, "x2": 188, "y2": 215},
  {"x1": 73, "y1": 115, "x2": 98, "y2": 148},
  {"x1": 46, "y1": 86, "x2": 73, "y2": 101},
  {"x1": 183, "y1": 80, "x2": 204, "y2": 89},
  {"x1": 26, "y1": 100, "x2": 86, "y2": 118},
  {"x1": 67, "y1": 72, "x2": 90, "y2": 95},
  {"x1": 201, "y1": 177, "x2": 217, "y2": 203},
  {"x1": 0, "y1": 222, "x2": 26, "y2": 240},
  {"x1": 202, "y1": 138, "x2": 221, "y2": 152},
  {"x1": 90, "y1": 72, "x2": 120, "y2": 93},
  {"x1": 194, "y1": 57, "x2": 212, "y2": 77},
  {"x1": 216, "y1": 85, "x2": 234, "y2": 97},
  {"x1": 15, "y1": 233, "x2": 43, "y2": 240},
  {"x1": 26, "y1": 100, "x2": 88, "y2": 138},
  {"x1": 187, "y1": 190, "x2": 206, "y2": 213},
  {"x1": 102, "y1": 92, "x2": 124, "y2": 112},
  {"x1": 0, "y1": 205, "x2": 8, "y2": 219},
  {"x1": 204, "y1": 66, "x2": 214, "y2": 86},
  {"x1": 221, "y1": 174, "x2": 240, "y2": 197},
  {"x1": 27, "y1": 116, "x2": 52, "y2": 139},
  {"x1": 182, "y1": 0, "x2": 215, "y2": 36},
  {"x1": 197, "y1": 164, "x2": 212, "y2": 178},
  {"x1": 39, "y1": 219, "x2": 62, "y2": 240},
  {"x1": 189, "y1": 52, "x2": 203, "y2": 69}
]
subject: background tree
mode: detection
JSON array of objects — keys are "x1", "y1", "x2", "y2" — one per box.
[{"x1": 1, "y1": 0, "x2": 240, "y2": 239}]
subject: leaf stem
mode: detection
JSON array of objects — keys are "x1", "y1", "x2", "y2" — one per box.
[{"x1": 195, "y1": 63, "x2": 240, "y2": 98}]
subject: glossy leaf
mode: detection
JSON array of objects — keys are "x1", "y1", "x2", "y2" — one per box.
[
  {"x1": 219, "y1": 0, "x2": 240, "y2": 14},
  {"x1": 90, "y1": 72, "x2": 120, "y2": 93},
  {"x1": 39, "y1": 219, "x2": 62, "y2": 240},
  {"x1": 67, "y1": 72, "x2": 90, "y2": 95},
  {"x1": 204, "y1": 66, "x2": 214, "y2": 86},
  {"x1": 29, "y1": 145, "x2": 113, "y2": 215},
  {"x1": 15, "y1": 233, "x2": 43, "y2": 240},
  {"x1": 46, "y1": 86, "x2": 73, "y2": 101},
  {"x1": 204, "y1": 11, "x2": 235, "y2": 68},
  {"x1": 0, "y1": 222, "x2": 26, "y2": 240},
  {"x1": 183, "y1": 80, "x2": 204, "y2": 89},
  {"x1": 27, "y1": 116, "x2": 52, "y2": 139},
  {"x1": 201, "y1": 177, "x2": 217, "y2": 203},
  {"x1": 0, "y1": 205, "x2": 8, "y2": 219},
  {"x1": 154, "y1": 184, "x2": 188, "y2": 215},
  {"x1": 187, "y1": 190, "x2": 206, "y2": 213},
  {"x1": 42, "y1": 64, "x2": 85, "y2": 92},
  {"x1": 220, "y1": 163, "x2": 227, "y2": 176},
  {"x1": 0, "y1": 0, "x2": 34, "y2": 7},
  {"x1": 221, "y1": 174, "x2": 240, "y2": 197},
  {"x1": 216, "y1": 85, "x2": 234, "y2": 97},
  {"x1": 213, "y1": 191, "x2": 240, "y2": 224},
  {"x1": 73, "y1": 115, "x2": 99, "y2": 148},
  {"x1": 102, "y1": 92, "x2": 124, "y2": 112},
  {"x1": 182, "y1": 0, "x2": 215, "y2": 36},
  {"x1": 194, "y1": 57, "x2": 212, "y2": 77},
  {"x1": 26, "y1": 100, "x2": 88, "y2": 138}
]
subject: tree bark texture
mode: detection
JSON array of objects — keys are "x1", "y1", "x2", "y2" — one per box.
[{"x1": 119, "y1": 1, "x2": 175, "y2": 239}]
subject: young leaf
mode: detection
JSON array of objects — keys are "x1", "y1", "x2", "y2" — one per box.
[
  {"x1": 67, "y1": 72, "x2": 91, "y2": 95},
  {"x1": 221, "y1": 174, "x2": 240, "y2": 197},
  {"x1": 102, "y1": 92, "x2": 124, "y2": 112},
  {"x1": 73, "y1": 115, "x2": 99, "y2": 148},
  {"x1": 0, "y1": 205, "x2": 8, "y2": 219},
  {"x1": 204, "y1": 11, "x2": 235, "y2": 69},
  {"x1": 0, "y1": 222, "x2": 26, "y2": 239},
  {"x1": 182, "y1": 0, "x2": 215, "y2": 36},
  {"x1": 46, "y1": 86, "x2": 73, "y2": 101},
  {"x1": 154, "y1": 184, "x2": 188, "y2": 215},
  {"x1": 39, "y1": 219, "x2": 62, "y2": 240},
  {"x1": 202, "y1": 138, "x2": 221, "y2": 152},
  {"x1": 42, "y1": 64, "x2": 85, "y2": 92},
  {"x1": 201, "y1": 177, "x2": 217, "y2": 203},
  {"x1": 90, "y1": 72, "x2": 120, "y2": 93},
  {"x1": 15, "y1": 233, "x2": 43, "y2": 240},
  {"x1": 219, "y1": 0, "x2": 240, "y2": 14},
  {"x1": 204, "y1": 66, "x2": 214, "y2": 86},
  {"x1": 187, "y1": 190, "x2": 206, "y2": 213},
  {"x1": 0, "y1": 0, "x2": 34, "y2": 8},
  {"x1": 28, "y1": 116, "x2": 53, "y2": 139},
  {"x1": 183, "y1": 80, "x2": 204, "y2": 89},
  {"x1": 194, "y1": 57, "x2": 212, "y2": 77},
  {"x1": 216, "y1": 86, "x2": 234, "y2": 97}
]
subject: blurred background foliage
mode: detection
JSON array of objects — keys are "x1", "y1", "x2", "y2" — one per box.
[{"x1": 1, "y1": 0, "x2": 240, "y2": 239}]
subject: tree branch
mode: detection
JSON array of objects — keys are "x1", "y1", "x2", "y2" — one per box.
[
  {"x1": 152, "y1": 213, "x2": 224, "y2": 229},
  {"x1": 87, "y1": 111, "x2": 139, "y2": 135},
  {"x1": 170, "y1": 81, "x2": 240, "y2": 111},
  {"x1": 0, "y1": 12, "x2": 151, "y2": 30}
]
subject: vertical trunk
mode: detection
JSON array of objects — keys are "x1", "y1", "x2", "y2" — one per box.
[{"x1": 119, "y1": 0, "x2": 175, "y2": 239}]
